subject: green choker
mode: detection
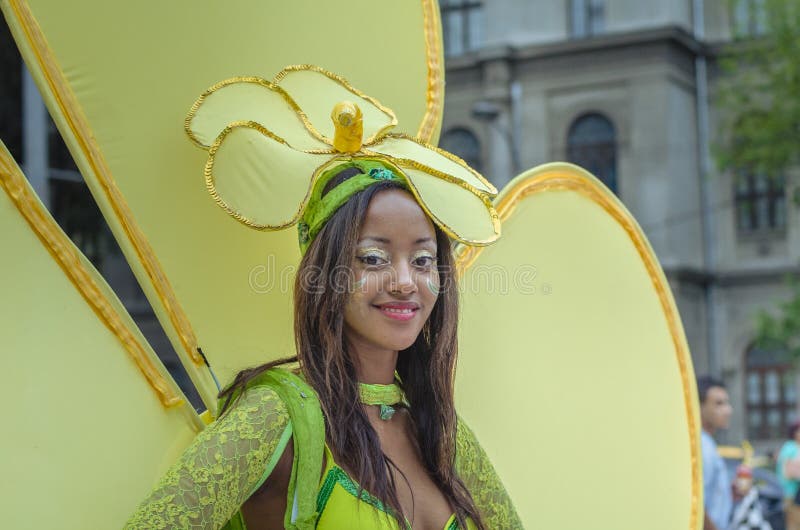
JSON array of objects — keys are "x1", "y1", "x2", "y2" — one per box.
[{"x1": 358, "y1": 382, "x2": 404, "y2": 421}]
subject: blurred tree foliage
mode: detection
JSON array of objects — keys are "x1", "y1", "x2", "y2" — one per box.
[
  {"x1": 715, "y1": 0, "x2": 799, "y2": 177},
  {"x1": 756, "y1": 278, "x2": 800, "y2": 359},
  {"x1": 716, "y1": 1, "x2": 800, "y2": 355}
]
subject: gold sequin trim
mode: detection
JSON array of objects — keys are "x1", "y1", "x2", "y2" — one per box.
[
  {"x1": 455, "y1": 164, "x2": 700, "y2": 529},
  {"x1": 368, "y1": 132, "x2": 498, "y2": 195},
  {"x1": 356, "y1": 154, "x2": 500, "y2": 246},
  {"x1": 204, "y1": 120, "x2": 321, "y2": 230},
  {"x1": 0, "y1": 147, "x2": 183, "y2": 409},
  {"x1": 7, "y1": 0, "x2": 204, "y2": 370}
]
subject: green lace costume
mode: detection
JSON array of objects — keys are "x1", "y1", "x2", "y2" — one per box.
[{"x1": 125, "y1": 369, "x2": 522, "y2": 529}]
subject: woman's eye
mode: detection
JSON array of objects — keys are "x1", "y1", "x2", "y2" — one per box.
[
  {"x1": 358, "y1": 255, "x2": 388, "y2": 267},
  {"x1": 412, "y1": 255, "x2": 437, "y2": 268}
]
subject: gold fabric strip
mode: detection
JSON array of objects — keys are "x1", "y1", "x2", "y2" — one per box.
[
  {"x1": 0, "y1": 150, "x2": 182, "y2": 408},
  {"x1": 418, "y1": 0, "x2": 444, "y2": 142},
  {"x1": 455, "y1": 170, "x2": 700, "y2": 529},
  {"x1": 9, "y1": 0, "x2": 203, "y2": 366}
]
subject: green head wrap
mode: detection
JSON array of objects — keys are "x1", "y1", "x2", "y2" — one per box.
[{"x1": 297, "y1": 159, "x2": 408, "y2": 254}]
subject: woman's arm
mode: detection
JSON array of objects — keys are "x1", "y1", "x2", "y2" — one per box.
[
  {"x1": 125, "y1": 385, "x2": 290, "y2": 530},
  {"x1": 455, "y1": 417, "x2": 524, "y2": 529}
]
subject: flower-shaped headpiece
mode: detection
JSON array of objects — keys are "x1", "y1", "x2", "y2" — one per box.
[{"x1": 186, "y1": 65, "x2": 500, "y2": 252}]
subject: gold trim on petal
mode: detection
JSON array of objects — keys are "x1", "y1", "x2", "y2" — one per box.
[
  {"x1": 418, "y1": 0, "x2": 444, "y2": 142},
  {"x1": 0, "y1": 149, "x2": 183, "y2": 409},
  {"x1": 185, "y1": 76, "x2": 323, "y2": 150},
  {"x1": 272, "y1": 64, "x2": 398, "y2": 146},
  {"x1": 368, "y1": 132, "x2": 498, "y2": 195},
  {"x1": 8, "y1": 0, "x2": 204, "y2": 367},
  {"x1": 455, "y1": 165, "x2": 701, "y2": 530},
  {"x1": 204, "y1": 121, "x2": 326, "y2": 230},
  {"x1": 356, "y1": 154, "x2": 501, "y2": 246}
]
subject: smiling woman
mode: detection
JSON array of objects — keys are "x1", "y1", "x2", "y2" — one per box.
[{"x1": 125, "y1": 66, "x2": 521, "y2": 530}]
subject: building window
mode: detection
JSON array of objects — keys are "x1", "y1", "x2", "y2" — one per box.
[
  {"x1": 734, "y1": 173, "x2": 785, "y2": 233},
  {"x1": 570, "y1": 0, "x2": 605, "y2": 38},
  {"x1": 440, "y1": 0, "x2": 483, "y2": 57},
  {"x1": 746, "y1": 346, "x2": 795, "y2": 440},
  {"x1": 440, "y1": 127, "x2": 482, "y2": 172},
  {"x1": 733, "y1": 0, "x2": 768, "y2": 37},
  {"x1": 567, "y1": 113, "x2": 617, "y2": 194}
]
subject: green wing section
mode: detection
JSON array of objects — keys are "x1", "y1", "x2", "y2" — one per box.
[
  {"x1": 1, "y1": 0, "x2": 445, "y2": 412},
  {"x1": 455, "y1": 163, "x2": 702, "y2": 530},
  {"x1": 0, "y1": 142, "x2": 204, "y2": 528}
]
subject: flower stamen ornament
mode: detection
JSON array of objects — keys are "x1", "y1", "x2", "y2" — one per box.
[{"x1": 186, "y1": 65, "x2": 500, "y2": 253}]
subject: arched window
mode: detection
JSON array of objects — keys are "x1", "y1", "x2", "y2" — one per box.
[
  {"x1": 745, "y1": 346, "x2": 796, "y2": 440},
  {"x1": 440, "y1": 127, "x2": 482, "y2": 172},
  {"x1": 567, "y1": 113, "x2": 617, "y2": 194}
]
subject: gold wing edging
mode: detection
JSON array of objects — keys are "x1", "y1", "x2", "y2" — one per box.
[
  {"x1": 418, "y1": 0, "x2": 444, "y2": 142},
  {"x1": 3, "y1": 0, "x2": 220, "y2": 413},
  {"x1": 456, "y1": 161, "x2": 702, "y2": 530},
  {"x1": 0, "y1": 143, "x2": 198, "y2": 416}
]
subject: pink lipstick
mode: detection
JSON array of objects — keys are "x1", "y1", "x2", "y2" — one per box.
[{"x1": 374, "y1": 301, "x2": 419, "y2": 321}]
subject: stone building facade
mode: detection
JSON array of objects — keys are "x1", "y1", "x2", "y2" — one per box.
[{"x1": 439, "y1": 0, "x2": 797, "y2": 446}]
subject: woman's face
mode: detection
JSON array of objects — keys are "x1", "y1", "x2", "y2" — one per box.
[{"x1": 343, "y1": 188, "x2": 440, "y2": 356}]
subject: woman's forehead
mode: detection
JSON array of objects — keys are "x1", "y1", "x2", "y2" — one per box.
[{"x1": 358, "y1": 189, "x2": 436, "y2": 245}]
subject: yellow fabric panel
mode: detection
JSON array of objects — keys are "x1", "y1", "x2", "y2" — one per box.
[
  {"x1": 455, "y1": 163, "x2": 702, "y2": 530},
  {"x1": 274, "y1": 67, "x2": 397, "y2": 146},
  {"x1": 400, "y1": 165, "x2": 500, "y2": 245},
  {"x1": 370, "y1": 135, "x2": 496, "y2": 194},
  {"x1": 3, "y1": 0, "x2": 443, "y2": 408},
  {"x1": 0, "y1": 143, "x2": 202, "y2": 528}
]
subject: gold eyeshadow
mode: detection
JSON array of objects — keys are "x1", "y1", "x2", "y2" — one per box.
[
  {"x1": 411, "y1": 249, "x2": 437, "y2": 262},
  {"x1": 356, "y1": 247, "x2": 390, "y2": 260}
]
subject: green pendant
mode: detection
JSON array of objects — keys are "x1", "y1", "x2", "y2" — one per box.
[{"x1": 379, "y1": 404, "x2": 396, "y2": 421}]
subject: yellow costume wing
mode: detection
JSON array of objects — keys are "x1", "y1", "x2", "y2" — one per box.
[
  {"x1": 455, "y1": 163, "x2": 702, "y2": 529},
  {"x1": 1, "y1": 0, "x2": 444, "y2": 412},
  {"x1": 2, "y1": 2, "x2": 701, "y2": 527},
  {"x1": 0, "y1": 142, "x2": 204, "y2": 528}
]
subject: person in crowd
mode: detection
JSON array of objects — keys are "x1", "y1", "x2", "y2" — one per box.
[{"x1": 698, "y1": 375, "x2": 734, "y2": 530}]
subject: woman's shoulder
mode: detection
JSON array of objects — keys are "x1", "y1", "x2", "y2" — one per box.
[{"x1": 218, "y1": 370, "x2": 294, "y2": 424}]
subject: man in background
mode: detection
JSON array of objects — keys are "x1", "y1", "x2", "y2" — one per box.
[{"x1": 698, "y1": 375, "x2": 734, "y2": 530}]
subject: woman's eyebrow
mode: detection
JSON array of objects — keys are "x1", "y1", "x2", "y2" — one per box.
[
  {"x1": 359, "y1": 236, "x2": 390, "y2": 244},
  {"x1": 358, "y1": 236, "x2": 434, "y2": 245}
]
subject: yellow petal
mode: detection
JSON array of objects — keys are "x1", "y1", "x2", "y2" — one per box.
[
  {"x1": 187, "y1": 77, "x2": 330, "y2": 151},
  {"x1": 273, "y1": 65, "x2": 397, "y2": 146},
  {"x1": 369, "y1": 134, "x2": 497, "y2": 195},
  {"x1": 206, "y1": 123, "x2": 324, "y2": 229},
  {"x1": 396, "y1": 163, "x2": 500, "y2": 245}
]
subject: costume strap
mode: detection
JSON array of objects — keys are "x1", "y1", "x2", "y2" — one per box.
[{"x1": 228, "y1": 368, "x2": 325, "y2": 530}]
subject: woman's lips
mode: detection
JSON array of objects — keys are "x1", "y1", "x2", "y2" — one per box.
[{"x1": 373, "y1": 302, "x2": 420, "y2": 321}]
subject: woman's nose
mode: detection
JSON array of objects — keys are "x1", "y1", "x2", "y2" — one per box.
[{"x1": 390, "y1": 262, "x2": 417, "y2": 294}]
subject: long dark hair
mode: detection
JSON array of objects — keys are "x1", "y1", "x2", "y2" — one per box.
[{"x1": 220, "y1": 174, "x2": 483, "y2": 528}]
